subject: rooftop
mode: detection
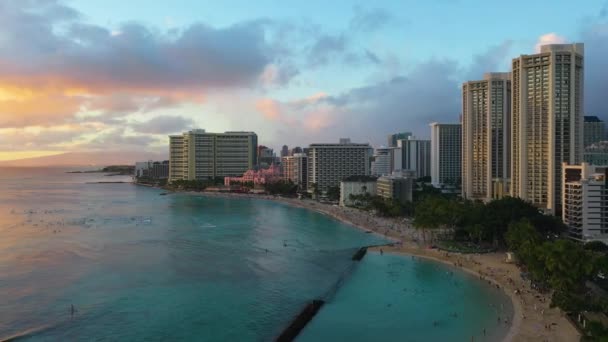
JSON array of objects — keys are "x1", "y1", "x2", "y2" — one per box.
[{"x1": 585, "y1": 116, "x2": 603, "y2": 123}]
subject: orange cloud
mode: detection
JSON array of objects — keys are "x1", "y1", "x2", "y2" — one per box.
[
  {"x1": 0, "y1": 86, "x2": 83, "y2": 127},
  {"x1": 255, "y1": 98, "x2": 282, "y2": 120},
  {"x1": 255, "y1": 93, "x2": 336, "y2": 132}
]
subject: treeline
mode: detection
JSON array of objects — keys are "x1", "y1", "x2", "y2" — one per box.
[
  {"x1": 168, "y1": 178, "x2": 224, "y2": 191},
  {"x1": 348, "y1": 193, "x2": 414, "y2": 217},
  {"x1": 506, "y1": 219, "x2": 608, "y2": 314},
  {"x1": 413, "y1": 196, "x2": 565, "y2": 246}
]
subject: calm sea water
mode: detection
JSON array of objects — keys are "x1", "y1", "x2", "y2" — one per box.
[{"x1": 0, "y1": 168, "x2": 512, "y2": 341}]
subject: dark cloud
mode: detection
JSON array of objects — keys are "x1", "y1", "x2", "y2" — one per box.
[
  {"x1": 0, "y1": 17, "x2": 273, "y2": 91},
  {"x1": 132, "y1": 115, "x2": 195, "y2": 134},
  {"x1": 581, "y1": 19, "x2": 608, "y2": 118}
]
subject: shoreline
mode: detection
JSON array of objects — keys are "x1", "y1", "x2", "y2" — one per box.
[{"x1": 148, "y1": 187, "x2": 581, "y2": 341}]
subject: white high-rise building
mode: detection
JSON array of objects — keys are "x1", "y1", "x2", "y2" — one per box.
[
  {"x1": 511, "y1": 43, "x2": 584, "y2": 215},
  {"x1": 430, "y1": 123, "x2": 462, "y2": 187},
  {"x1": 462, "y1": 73, "x2": 511, "y2": 200},
  {"x1": 169, "y1": 129, "x2": 258, "y2": 182},
  {"x1": 395, "y1": 137, "x2": 431, "y2": 179},
  {"x1": 307, "y1": 139, "x2": 372, "y2": 193},
  {"x1": 371, "y1": 147, "x2": 392, "y2": 176},
  {"x1": 562, "y1": 162, "x2": 608, "y2": 243}
]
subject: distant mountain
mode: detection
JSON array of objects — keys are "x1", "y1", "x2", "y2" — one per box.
[{"x1": 0, "y1": 151, "x2": 167, "y2": 167}]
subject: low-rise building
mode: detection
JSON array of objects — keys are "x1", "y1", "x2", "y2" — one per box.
[
  {"x1": 224, "y1": 164, "x2": 282, "y2": 187},
  {"x1": 377, "y1": 172, "x2": 414, "y2": 204},
  {"x1": 339, "y1": 175, "x2": 377, "y2": 207},
  {"x1": 562, "y1": 162, "x2": 608, "y2": 243},
  {"x1": 135, "y1": 160, "x2": 169, "y2": 180}
]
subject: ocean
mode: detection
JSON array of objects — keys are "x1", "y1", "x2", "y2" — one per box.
[{"x1": 0, "y1": 168, "x2": 512, "y2": 341}]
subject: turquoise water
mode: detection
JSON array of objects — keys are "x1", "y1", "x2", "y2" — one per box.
[
  {"x1": 299, "y1": 253, "x2": 512, "y2": 342},
  {"x1": 0, "y1": 168, "x2": 512, "y2": 341}
]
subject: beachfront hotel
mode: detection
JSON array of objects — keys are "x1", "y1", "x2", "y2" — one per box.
[
  {"x1": 430, "y1": 122, "x2": 462, "y2": 188},
  {"x1": 392, "y1": 136, "x2": 431, "y2": 179},
  {"x1": 307, "y1": 138, "x2": 372, "y2": 193},
  {"x1": 461, "y1": 73, "x2": 511, "y2": 200},
  {"x1": 562, "y1": 162, "x2": 608, "y2": 243},
  {"x1": 281, "y1": 153, "x2": 308, "y2": 190},
  {"x1": 169, "y1": 129, "x2": 258, "y2": 182},
  {"x1": 511, "y1": 43, "x2": 584, "y2": 215}
]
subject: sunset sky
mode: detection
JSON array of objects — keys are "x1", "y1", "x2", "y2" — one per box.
[{"x1": 1, "y1": 0, "x2": 608, "y2": 163}]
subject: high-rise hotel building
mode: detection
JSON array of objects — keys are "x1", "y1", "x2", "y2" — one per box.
[
  {"x1": 462, "y1": 73, "x2": 511, "y2": 200},
  {"x1": 307, "y1": 139, "x2": 372, "y2": 193},
  {"x1": 430, "y1": 123, "x2": 462, "y2": 187},
  {"x1": 511, "y1": 43, "x2": 584, "y2": 215},
  {"x1": 169, "y1": 129, "x2": 258, "y2": 182}
]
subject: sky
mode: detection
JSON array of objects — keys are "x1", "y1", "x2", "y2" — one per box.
[{"x1": 1, "y1": 0, "x2": 608, "y2": 163}]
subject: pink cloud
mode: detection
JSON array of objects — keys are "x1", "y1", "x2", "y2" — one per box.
[{"x1": 255, "y1": 98, "x2": 282, "y2": 120}]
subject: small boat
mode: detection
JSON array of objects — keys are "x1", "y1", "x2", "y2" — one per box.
[{"x1": 160, "y1": 193, "x2": 168, "y2": 196}]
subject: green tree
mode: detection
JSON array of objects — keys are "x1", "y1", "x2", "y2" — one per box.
[
  {"x1": 482, "y1": 197, "x2": 542, "y2": 246},
  {"x1": 326, "y1": 186, "x2": 340, "y2": 201},
  {"x1": 506, "y1": 219, "x2": 543, "y2": 272},
  {"x1": 413, "y1": 196, "x2": 448, "y2": 243},
  {"x1": 585, "y1": 241, "x2": 608, "y2": 253},
  {"x1": 542, "y1": 240, "x2": 595, "y2": 296}
]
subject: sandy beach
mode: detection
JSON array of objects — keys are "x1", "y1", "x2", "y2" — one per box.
[{"x1": 165, "y1": 189, "x2": 582, "y2": 341}]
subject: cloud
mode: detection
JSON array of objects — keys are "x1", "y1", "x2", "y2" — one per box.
[
  {"x1": 466, "y1": 40, "x2": 513, "y2": 80},
  {"x1": 0, "y1": 124, "x2": 100, "y2": 151},
  {"x1": 307, "y1": 34, "x2": 348, "y2": 66},
  {"x1": 131, "y1": 115, "x2": 195, "y2": 134},
  {"x1": 581, "y1": 18, "x2": 608, "y2": 118},
  {"x1": 350, "y1": 7, "x2": 393, "y2": 32},
  {"x1": 0, "y1": 0, "x2": 278, "y2": 129},
  {"x1": 256, "y1": 98, "x2": 282, "y2": 120},
  {"x1": 256, "y1": 59, "x2": 461, "y2": 147},
  {"x1": 259, "y1": 63, "x2": 300, "y2": 87},
  {"x1": 534, "y1": 33, "x2": 567, "y2": 52}
]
